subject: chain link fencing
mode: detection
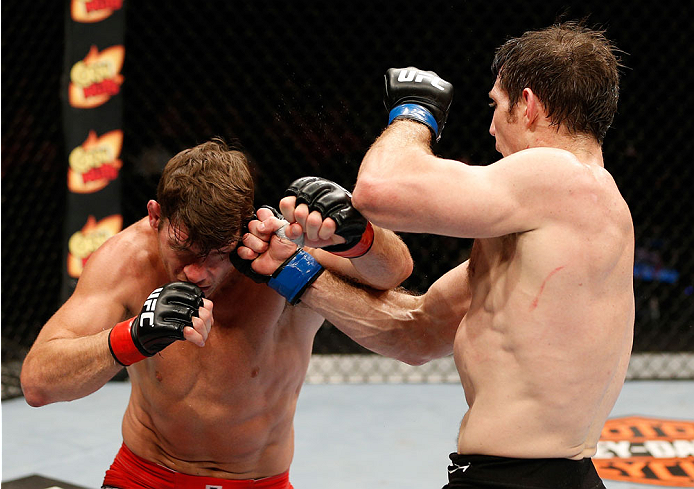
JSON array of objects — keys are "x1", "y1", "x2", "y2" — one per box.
[{"x1": 3, "y1": 0, "x2": 693, "y2": 399}]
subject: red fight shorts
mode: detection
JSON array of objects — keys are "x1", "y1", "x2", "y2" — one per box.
[{"x1": 103, "y1": 443, "x2": 294, "y2": 489}]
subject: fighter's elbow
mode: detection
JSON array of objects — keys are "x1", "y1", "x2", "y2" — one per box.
[
  {"x1": 352, "y1": 176, "x2": 384, "y2": 221},
  {"x1": 400, "y1": 335, "x2": 454, "y2": 367},
  {"x1": 381, "y1": 338, "x2": 432, "y2": 366},
  {"x1": 390, "y1": 254, "x2": 414, "y2": 289},
  {"x1": 24, "y1": 393, "x2": 48, "y2": 408},
  {"x1": 400, "y1": 251, "x2": 414, "y2": 282},
  {"x1": 20, "y1": 364, "x2": 51, "y2": 407},
  {"x1": 20, "y1": 379, "x2": 49, "y2": 407},
  {"x1": 399, "y1": 354, "x2": 431, "y2": 367},
  {"x1": 402, "y1": 349, "x2": 452, "y2": 367}
]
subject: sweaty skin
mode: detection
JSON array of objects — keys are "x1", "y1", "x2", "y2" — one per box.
[
  {"x1": 306, "y1": 184, "x2": 633, "y2": 460},
  {"x1": 234, "y1": 61, "x2": 634, "y2": 470},
  {"x1": 307, "y1": 77, "x2": 635, "y2": 461},
  {"x1": 21, "y1": 199, "x2": 412, "y2": 479},
  {"x1": 457, "y1": 182, "x2": 634, "y2": 459},
  {"x1": 450, "y1": 80, "x2": 635, "y2": 460},
  {"x1": 122, "y1": 223, "x2": 319, "y2": 477}
]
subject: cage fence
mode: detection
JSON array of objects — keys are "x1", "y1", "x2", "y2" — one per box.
[{"x1": 2, "y1": 0, "x2": 693, "y2": 400}]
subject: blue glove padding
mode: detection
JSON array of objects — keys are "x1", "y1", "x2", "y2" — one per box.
[
  {"x1": 388, "y1": 104, "x2": 440, "y2": 139},
  {"x1": 268, "y1": 249, "x2": 324, "y2": 305}
]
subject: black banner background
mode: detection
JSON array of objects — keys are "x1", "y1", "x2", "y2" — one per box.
[{"x1": 61, "y1": 0, "x2": 126, "y2": 301}]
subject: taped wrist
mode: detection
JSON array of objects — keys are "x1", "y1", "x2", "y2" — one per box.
[
  {"x1": 328, "y1": 222, "x2": 375, "y2": 258},
  {"x1": 388, "y1": 103, "x2": 438, "y2": 140},
  {"x1": 108, "y1": 317, "x2": 147, "y2": 366},
  {"x1": 268, "y1": 249, "x2": 324, "y2": 305}
]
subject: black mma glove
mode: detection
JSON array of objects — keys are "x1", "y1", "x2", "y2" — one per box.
[
  {"x1": 229, "y1": 205, "x2": 324, "y2": 305},
  {"x1": 384, "y1": 67, "x2": 454, "y2": 142},
  {"x1": 108, "y1": 282, "x2": 204, "y2": 366},
  {"x1": 285, "y1": 176, "x2": 374, "y2": 258}
]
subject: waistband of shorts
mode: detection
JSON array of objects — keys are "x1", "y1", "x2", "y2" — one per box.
[
  {"x1": 450, "y1": 452, "x2": 594, "y2": 465},
  {"x1": 447, "y1": 452, "x2": 601, "y2": 487},
  {"x1": 103, "y1": 443, "x2": 291, "y2": 489}
]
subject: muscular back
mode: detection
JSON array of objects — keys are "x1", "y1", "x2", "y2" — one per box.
[{"x1": 455, "y1": 154, "x2": 634, "y2": 460}]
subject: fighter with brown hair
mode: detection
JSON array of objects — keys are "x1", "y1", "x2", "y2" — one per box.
[
  {"x1": 241, "y1": 22, "x2": 634, "y2": 488},
  {"x1": 20, "y1": 138, "x2": 413, "y2": 488}
]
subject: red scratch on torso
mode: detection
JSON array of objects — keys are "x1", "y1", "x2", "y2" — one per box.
[{"x1": 530, "y1": 266, "x2": 566, "y2": 311}]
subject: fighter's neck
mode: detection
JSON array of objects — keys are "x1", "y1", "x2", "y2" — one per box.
[{"x1": 530, "y1": 133, "x2": 604, "y2": 168}]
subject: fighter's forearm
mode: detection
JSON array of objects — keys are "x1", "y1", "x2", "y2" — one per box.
[
  {"x1": 355, "y1": 65, "x2": 451, "y2": 207},
  {"x1": 357, "y1": 120, "x2": 432, "y2": 182},
  {"x1": 314, "y1": 225, "x2": 413, "y2": 290},
  {"x1": 348, "y1": 225, "x2": 413, "y2": 289},
  {"x1": 352, "y1": 122, "x2": 435, "y2": 231},
  {"x1": 20, "y1": 329, "x2": 122, "y2": 406},
  {"x1": 301, "y1": 271, "x2": 452, "y2": 365}
]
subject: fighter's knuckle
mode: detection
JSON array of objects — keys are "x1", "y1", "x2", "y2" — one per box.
[
  {"x1": 295, "y1": 204, "x2": 310, "y2": 217},
  {"x1": 307, "y1": 211, "x2": 323, "y2": 225}
]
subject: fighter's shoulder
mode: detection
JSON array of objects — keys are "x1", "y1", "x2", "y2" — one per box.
[
  {"x1": 498, "y1": 147, "x2": 585, "y2": 175},
  {"x1": 498, "y1": 148, "x2": 603, "y2": 195},
  {"x1": 512, "y1": 149, "x2": 632, "y2": 232},
  {"x1": 83, "y1": 218, "x2": 158, "y2": 279}
]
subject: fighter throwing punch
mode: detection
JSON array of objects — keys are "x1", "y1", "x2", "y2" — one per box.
[
  {"x1": 242, "y1": 22, "x2": 634, "y2": 489},
  {"x1": 20, "y1": 138, "x2": 412, "y2": 488}
]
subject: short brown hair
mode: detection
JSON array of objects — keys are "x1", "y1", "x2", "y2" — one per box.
[
  {"x1": 491, "y1": 21, "x2": 622, "y2": 144},
  {"x1": 157, "y1": 138, "x2": 254, "y2": 255}
]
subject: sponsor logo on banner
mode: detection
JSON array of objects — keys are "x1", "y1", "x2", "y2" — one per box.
[
  {"x1": 594, "y1": 416, "x2": 694, "y2": 486},
  {"x1": 68, "y1": 130, "x2": 123, "y2": 193},
  {"x1": 71, "y1": 0, "x2": 123, "y2": 23},
  {"x1": 69, "y1": 45, "x2": 124, "y2": 109},
  {"x1": 67, "y1": 215, "x2": 122, "y2": 278}
]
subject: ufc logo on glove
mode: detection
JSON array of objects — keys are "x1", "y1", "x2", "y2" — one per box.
[
  {"x1": 385, "y1": 66, "x2": 454, "y2": 142},
  {"x1": 140, "y1": 287, "x2": 162, "y2": 327},
  {"x1": 396, "y1": 68, "x2": 447, "y2": 91}
]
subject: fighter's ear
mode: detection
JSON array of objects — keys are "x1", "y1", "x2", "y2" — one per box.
[
  {"x1": 522, "y1": 87, "x2": 542, "y2": 128},
  {"x1": 147, "y1": 200, "x2": 162, "y2": 231}
]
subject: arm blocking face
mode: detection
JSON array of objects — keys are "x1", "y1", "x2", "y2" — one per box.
[{"x1": 108, "y1": 282, "x2": 204, "y2": 366}]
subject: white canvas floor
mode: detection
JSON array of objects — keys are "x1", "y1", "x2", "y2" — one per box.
[{"x1": 3, "y1": 380, "x2": 693, "y2": 488}]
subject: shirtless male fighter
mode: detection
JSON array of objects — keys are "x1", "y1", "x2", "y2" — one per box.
[
  {"x1": 241, "y1": 22, "x2": 634, "y2": 489},
  {"x1": 20, "y1": 138, "x2": 413, "y2": 488}
]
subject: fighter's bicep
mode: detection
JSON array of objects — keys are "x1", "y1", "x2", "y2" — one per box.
[
  {"x1": 35, "y1": 289, "x2": 127, "y2": 348},
  {"x1": 445, "y1": 153, "x2": 577, "y2": 238},
  {"x1": 43, "y1": 243, "x2": 134, "y2": 341},
  {"x1": 452, "y1": 163, "x2": 534, "y2": 236}
]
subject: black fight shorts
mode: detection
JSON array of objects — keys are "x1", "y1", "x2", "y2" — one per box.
[{"x1": 442, "y1": 453, "x2": 606, "y2": 489}]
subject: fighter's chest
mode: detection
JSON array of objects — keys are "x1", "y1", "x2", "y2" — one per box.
[
  {"x1": 168, "y1": 301, "x2": 291, "y2": 367},
  {"x1": 137, "y1": 313, "x2": 310, "y2": 404}
]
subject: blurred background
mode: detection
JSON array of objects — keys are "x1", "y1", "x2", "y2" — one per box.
[{"x1": 2, "y1": 0, "x2": 693, "y2": 399}]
